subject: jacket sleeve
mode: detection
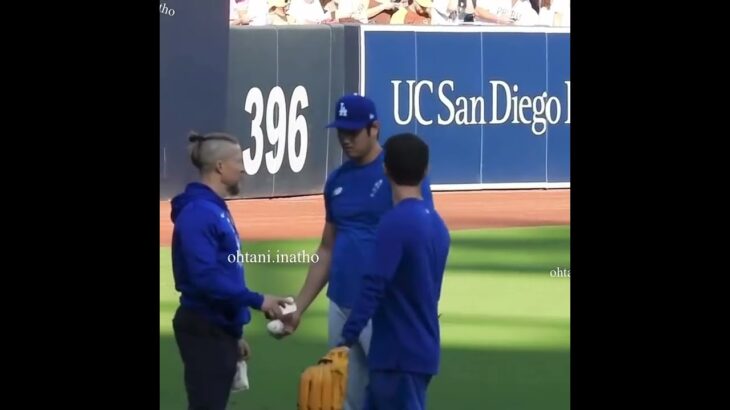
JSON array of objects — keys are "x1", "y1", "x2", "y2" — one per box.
[
  {"x1": 178, "y1": 209, "x2": 265, "y2": 310},
  {"x1": 341, "y1": 216, "x2": 403, "y2": 346}
]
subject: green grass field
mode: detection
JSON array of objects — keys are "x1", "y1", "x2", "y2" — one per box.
[{"x1": 160, "y1": 226, "x2": 570, "y2": 409}]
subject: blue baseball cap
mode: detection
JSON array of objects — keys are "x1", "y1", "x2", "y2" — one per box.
[{"x1": 326, "y1": 94, "x2": 378, "y2": 131}]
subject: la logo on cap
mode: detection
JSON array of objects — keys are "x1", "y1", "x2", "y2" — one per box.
[{"x1": 339, "y1": 102, "x2": 348, "y2": 118}]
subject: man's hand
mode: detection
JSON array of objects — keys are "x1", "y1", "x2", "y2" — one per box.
[
  {"x1": 263, "y1": 296, "x2": 296, "y2": 320},
  {"x1": 279, "y1": 310, "x2": 302, "y2": 337},
  {"x1": 265, "y1": 301, "x2": 301, "y2": 339},
  {"x1": 260, "y1": 295, "x2": 291, "y2": 313},
  {"x1": 239, "y1": 339, "x2": 251, "y2": 361}
]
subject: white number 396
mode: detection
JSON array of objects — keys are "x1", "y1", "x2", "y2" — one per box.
[{"x1": 242, "y1": 86, "x2": 309, "y2": 175}]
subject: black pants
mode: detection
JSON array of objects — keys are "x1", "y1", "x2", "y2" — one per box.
[{"x1": 173, "y1": 307, "x2": 239, "y2": 410}]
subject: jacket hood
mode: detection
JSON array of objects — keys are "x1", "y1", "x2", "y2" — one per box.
[{"x1": 170, "y1": 182, "x2": 228, "y2": 222}]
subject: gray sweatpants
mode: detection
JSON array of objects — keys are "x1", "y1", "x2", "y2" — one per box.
[{"x1": 328, "y1": 300, "x2": 373, "y2": 410}]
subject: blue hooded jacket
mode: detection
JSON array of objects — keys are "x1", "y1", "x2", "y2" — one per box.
[{"x1": 170, "y1": 182, "x2": 264, "y2": 338}]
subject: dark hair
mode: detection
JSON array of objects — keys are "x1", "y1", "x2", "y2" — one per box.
[
  {"x1": 384, "y1": 133, "x2": 429, "y2": 186},
  {"x1": 367, "y1": 123, "x2": 379, "y2": 140},
  {"x1": 529, "y1": 0, "x2": 540, "y2": 12},
  {"x1": 187, "y1": 131, "x2": 239, "y2": 170}
]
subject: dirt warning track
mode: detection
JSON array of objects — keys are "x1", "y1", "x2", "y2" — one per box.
[{"x1": 159, "y1": 189, "x2": 570, "y2": 246}]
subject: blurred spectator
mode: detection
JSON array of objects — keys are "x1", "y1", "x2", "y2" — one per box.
[
  {"x1": 537, "y1": 0, "x2": 552, "y2": 25},
  {"x1": 322, "y1": 0, "x2": 338, "y2": 21},
  {"x1": 474, "y1": 0, "x2": 538, "y2": 25},
  {"x1": 335, "y1": 0, "x2": 366, "y2": 22},
  {"x1": 390, "y1": 0, "x2": 431, "y2": 24},
  {"x1": 369, "y1": 0, "x2": 400, "y2": 23},
  {"x1": 464, "y1": 0, "x2": 476, "y2": 22},
  {"x1": 251, "y1": 0, "x2": 272, "y2": 25},
  {"x1": 229, "y1": 0, "x2": 269, "y2": 25},
  {"x1": 430, "y1": 0, "x2": 457, "y2": 24},
  {"x1": 268, "y1": 0, "x2": 293, "y2": 24},
  {"x1": 512, "y1": 0, "x2": 539, "y2": 25},
  {"x1": 230, "y1": 0, "x2": 247, "y2": 25},
  {"x1": 289, "y1": 0, "x2": 329, "y2": 24},
  {"x1": 235, "y1": 0, "x2": 563, "y2": 25},
  {"x1": 543, "y1": 0, "x2": 569, "y2": 26},
  {"x1": 336, "y1": 0, "x2": 399, "y2": 23}
]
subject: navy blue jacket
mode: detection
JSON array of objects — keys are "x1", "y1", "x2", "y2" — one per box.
[{"x1": 170, "y1": 183, "x2": 263, "y2": 338}]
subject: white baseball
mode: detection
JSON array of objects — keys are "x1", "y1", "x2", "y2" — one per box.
[{"x1": 267, "y1": 319, "x2": 285, "y2": 335}]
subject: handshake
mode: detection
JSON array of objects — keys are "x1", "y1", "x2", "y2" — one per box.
[{"x1": 260, "y1": 295, "x2": 300, "y2": 339}]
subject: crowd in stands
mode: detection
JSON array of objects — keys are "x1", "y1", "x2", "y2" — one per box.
[{"x1": 229, "y1": 0, "x2": 570, "y2": 27}]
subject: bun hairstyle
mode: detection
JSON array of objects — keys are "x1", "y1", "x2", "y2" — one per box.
[
  {"x1": 188, "y1": 131, "x2": 206, "y2": 169},
  {"x1": 187, "y1": 131, "x2": 240, "y2": 171}
]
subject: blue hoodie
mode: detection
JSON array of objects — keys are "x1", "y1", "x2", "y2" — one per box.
[{"x1": 170, "y1": 182, "x2": 264, "y2": 339}]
